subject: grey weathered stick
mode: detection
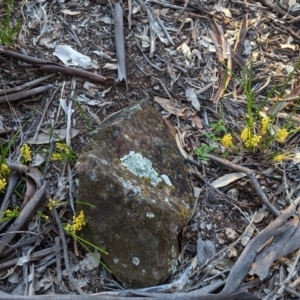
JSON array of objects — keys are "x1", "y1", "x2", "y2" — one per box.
[
  {"x1": 114, "y1": 2, "x2": 127, "y2": 84},
  {"x1": 0, "y1": 47, "x2": 114, "y2": 84},
  {"x1": 0, "y1": 246, "x2": 56, "y2": 270},
  {"x1": 0, "y1": 74, "x2": 55, "y2": 96},
  {"x1": 0, "y1": 181, "x2": 49, "y2": 255},
  {"x1": 0, "y1": 84, "x2": 54, "y2": 104},
  {"x1": 128, "y1": 0, "x2": 132, "y2": 30}
]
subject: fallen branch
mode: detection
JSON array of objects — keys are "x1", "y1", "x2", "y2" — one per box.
[
  {"x1": 0, "y1": 84, "x2": 54, "y2": 104},
  {"x1": 0, "y1": 181, "x2": 49, "y2": 255},
  {"x1": 0, "y1": 47, "x2": 114, "y2": 84},
  {"x1": 0, "y1": 74, "x2": 55, "y2": 96}
]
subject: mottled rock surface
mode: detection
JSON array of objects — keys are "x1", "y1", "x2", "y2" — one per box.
[{"x1": 76, "y1": 100, "x2": 194, "y2": 288}]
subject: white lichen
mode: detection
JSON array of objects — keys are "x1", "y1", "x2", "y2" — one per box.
[
  {"x1": 120, "y1": 151, "x2": 172, "y2": 187},
  {"x1": 146, "y1": 212, "x2": 155, "y2": 218},
  {"x1": 132, "y1": 257, "x2": 140, "y2": 266}
]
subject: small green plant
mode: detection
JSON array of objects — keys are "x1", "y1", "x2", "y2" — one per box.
[
  {"x1": 0, "y1": 0, "x2": 21, "y2": 45},
  {"x1": 62, "y1": 209, "x2": 110, "y2": 271},
  {"x1": 74, "y1": 98, "x2": 93, "y2": 131},
  {"x1": 195, "y1": 119, "x2": 228, "y2": 161},
  {"x1": 51, "y1": 142, "x2": 78, "y2": 163},
  {"x1": 194, "y1": 143, "x2": 216, "y2": 161},
  {"x1": 0, "y1": 206, "x2": 19, "y2": 223},
  {"x1": 210, "y1": 59, "x2": 300, "y2": 164}
]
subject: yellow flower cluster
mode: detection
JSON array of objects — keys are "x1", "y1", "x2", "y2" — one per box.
[
  {"x1": 245, "y1": 135, "x2": 261, "y2": 148},
  {"x1": 56, "y1": 142, "x2": 70, "y2": 153},
  {"x1": 51, "y1": 153, "x2": 64, "y2": 161},
  {"x1": 275, "y1": 128, "x2": 289, "y2": 143},
  {"x1": 20, "y1": 144, "x2": 32, "y2": 162},
  {"x1": 0, "y1": 163, "x2": 10, "y2": 177},
  {"x1": 65, "y1": 210, "x2": 86, "y2": 233},
  {"x1": 241, "y1": 127, "x2": 251, "y2": 141},
  {"x1": 221, "y1": 133, "x2": 233, "y2": 148},
  {"x1": 51, "y1": 142, "x2": 71, "y2": 161},
  {"x1": 0, "y1": 178, "x2": 6, "y2": 192},
  {"x1": 273, "y1": 154, "x2": 284, "y2": 162},
  {"x1": 241, "y1": 127, "x2": 261, "y2": 148},
  {"x1": 261, "y1": 117, "x2": 270, "y2": 135},
  {"x1": 0, "y1": 163, "x2": 10, "y2": 192}
]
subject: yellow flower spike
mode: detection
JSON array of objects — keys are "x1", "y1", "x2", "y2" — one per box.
[
  {"x1": 0, "y1": 178, "x2": 7, "y2": 192},
  {"x1": 275, "y1": 128, "x2": 289, "y2": 143},
  {"x1": 273, "y1": 154, "x2": 284, "y2": 162},
  {"x1": 66, "y1": 210, "x2": 86, "y2": 233},
  {"x1": 56, "y1": 142, "x2": 70, "y2": 153},
  {"x1": 261, "y1": 117, "x2": 270, "y2": 135},
  {"x1": 20, "y1": 144, "x2": 32, "y2": 162},
  {"x1": 245, "y1": 135, "x2": 262, "y2": 148},
  {"x1": 241, "y1": 127, "x2": 251, "y2": 141},
  {"x1": 0, "y1": 163, "x2": 10, "y2": 177},
  {"x1": 51, "y1": 153, "x2": 64, "y2": 161},
  {"x1": 221, "y1": 133, "x2": 233, "y2": 148}
]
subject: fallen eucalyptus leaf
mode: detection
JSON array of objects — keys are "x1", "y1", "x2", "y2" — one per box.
[{"x1": 211, "y1": 172, "x2": 246, "y2": 188}]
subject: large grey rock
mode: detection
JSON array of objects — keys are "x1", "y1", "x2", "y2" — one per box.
[{"x1": 76, "y1": 100, "x2": 194, "y2": 288}]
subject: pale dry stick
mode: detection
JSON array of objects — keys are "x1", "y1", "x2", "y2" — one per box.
[
  {"x1": 52, "y1": 208, "x2": 84, "y2": 295},
  {"x1": 23, "y1": 249, "x2": 29, "y2": 295},
  {"x1": 207, "y1": 154, "x2": 280, "y2": 217},
  {"x1": 66, "y1": 79, "x2": 76, "y2": 214},
  {"x1": 281, "y1": 286, "x2": 300, "y2": 298},
  {"x1": 55, "y1": 237, "x2": 62, "y2": 288},
  {"x1": 66, "y1": 78, "x2": 76, "y2": 148},
  {"x1": 55, "y1": 81, "x2": 66, "y2": 129},
  {"x1": 32, "y1": 85, "x2": 60, "y2": 143},
  {"x1": 156, "y1": 15, "x2": 175, "y2": 46},
  {"x1": 28, "y1": 263, "x2": 35, "y2": 296},
  {"x1": 128, "y1": 0, "x2": 132, "y2": 30},
  {"x1": 114, "y1": 2, "x2": 127, "y2": 84},
  {"x1": 0, "y1": 74, "x2": 55, "y2": 96},
  {"x1": 136, "y1": 0, "x2": 156, "y2": 58},
  {"x1": 195, "y1": 82, "x2": 213, "y2": 94},
  {"x1": 0, "y1": 84, "x2": 54, "y2": 104}
]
